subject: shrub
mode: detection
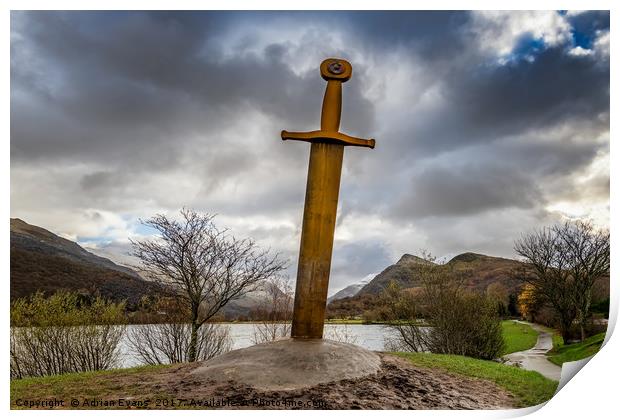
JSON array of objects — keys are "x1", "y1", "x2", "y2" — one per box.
[
  {"x1": 384, "y1": 263, "x2": 505, "y2": 360},
  {"x1": 10, "y1": 291, "x2": 126, "y2": 378}
]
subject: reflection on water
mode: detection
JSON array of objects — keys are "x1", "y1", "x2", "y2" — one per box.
[{"x1": 118, "y1": 323, "x2": 398, "y2": 368}]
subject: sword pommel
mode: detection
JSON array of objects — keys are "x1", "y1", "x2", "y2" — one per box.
[{"x1": 320, "y1": 58, "x2": 352, "y2": 82}]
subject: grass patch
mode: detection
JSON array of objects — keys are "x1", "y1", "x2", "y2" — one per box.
[
  {"x1": 551, "y1": 332, "x2": 564, "y2": 350},
  {"x1": 324, "y1": 318, "x2": 365, "y2": 324},
  {"x1": 547, "y1": 333, "x2": 605, "y2": 366},
  {"x1": 394, "y1": 352, "x2": 558, "y2": 408},
  {"x1": 11, "y1": 364, "x2": 171, "y2": 409},
  {"x1": 501, "y1": 321, "x2": 538, "y2": 355}
]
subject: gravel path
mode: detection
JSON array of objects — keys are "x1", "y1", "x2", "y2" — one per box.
[{"x1": 503, "y1": 321, "x2": 561, "y2": 381}]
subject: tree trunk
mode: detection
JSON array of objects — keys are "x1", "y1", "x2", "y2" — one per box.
[
  {"x1": 188, "y1": 321, "x2": 199, "y2": 363},
  {"x1": 560, "y1": 316, "x2": 573, "y2": 344}
]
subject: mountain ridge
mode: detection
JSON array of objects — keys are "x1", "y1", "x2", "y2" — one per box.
[
  {"x1": 10, "y1": 218, "x2": 155, "y2": 309},
  {"x1": 341, "y1": 251, "x2": 526, "y2": 301}
]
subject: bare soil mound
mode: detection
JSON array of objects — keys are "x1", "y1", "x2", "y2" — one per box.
[{"x1": 112, "y1": 354, "x2": 515, "y2": 409}]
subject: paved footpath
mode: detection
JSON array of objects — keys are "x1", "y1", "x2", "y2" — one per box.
[{"x1": 503, "y1": 321, "x2": 562, "y2": 381}]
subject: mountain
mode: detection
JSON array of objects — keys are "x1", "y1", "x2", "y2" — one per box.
[
  {"x1": 445, "y1": 252, "x2": 525, "y2": 293},
  {"x1": 355, "y1": 252, "x2": 525, "y2": 296},
  {"x1": 327, "y1": 252, "x2": 526, "y2": 318},
  {"x1": 356, "y1": 254, "x2": 435, "y2": 295},
  {"x1": 328, "y1": 279, "x2": 371, "y2": 303},
  {"x1": 10, "y1": 218, "x2": 155, "y2": 309}
]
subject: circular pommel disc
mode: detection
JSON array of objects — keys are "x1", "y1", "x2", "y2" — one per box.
[{"x1": 320, "y1": 58, "x2": 352, "y2": 82}]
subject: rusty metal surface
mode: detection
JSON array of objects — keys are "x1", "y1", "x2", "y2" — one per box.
[{"x1": 282, "y1": 58, "x2": 375, "y2": 338}]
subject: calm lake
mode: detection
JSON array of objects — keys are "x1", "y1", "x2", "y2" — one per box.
[{"x1": 118, "y1": 323, "x2": 399, "y2": 368}]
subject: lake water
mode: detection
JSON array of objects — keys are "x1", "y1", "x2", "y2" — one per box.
[{"x1": 118, "y1": 323, "x2": 399, "y2": 368}]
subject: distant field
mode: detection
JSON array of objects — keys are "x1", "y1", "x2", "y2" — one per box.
[
  {"x1": 501, "y1": 320, "x2": 538, "y2": 355},
  {"x1": 324, "y1": 318, "x2": 365, "y2": 324},
  {"x1": 547, "y1": 333, "x2": 605, "y2": 366},
  {"x1": 394, "y1": 352, "x2": 558, "y2": 407}
]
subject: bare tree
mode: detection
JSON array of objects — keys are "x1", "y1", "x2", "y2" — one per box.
[
  {"x1": 127, "y1": 322, "x2": 232, "y2": 365},
  {"x1": 125, "y1": 296, "x2": 232, "y2": 364},
  {"x1": 131, "y1": 208, "x2": 287, "y2": 362},
  {"x1": 514, "y1": 220, "x2": 609, "y2": 342},
  {"x1": 252, "y1": 276, "x2": 294, "y2": 344}
]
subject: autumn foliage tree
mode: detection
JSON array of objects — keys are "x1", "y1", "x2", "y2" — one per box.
[{"x1": 517, "y1": 284, "x2": 541, "y2": 321}]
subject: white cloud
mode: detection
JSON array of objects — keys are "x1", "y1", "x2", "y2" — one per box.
[
  {"x1": 470, "y1": 11, "x2": 572, "y2": 58},
  {"x1": 594, "y1": 30, "x2": 610, "y2": 58},
  {"x1": 568, "y1": 46, "x2": 594, "y2": 57}
]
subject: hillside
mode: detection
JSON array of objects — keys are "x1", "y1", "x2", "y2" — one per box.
[
  {"x1": 10, "y1": 218, "x2": 283, "y2": 319},
  {"x1": 357, "y1": 252, "x2": 524, "y2": 297},
  {"x1": 445, "y1": 252, "x2": 525, "y2": 293},
  {"x1": 327, "y1": 252, "x2": 527, "y2": 318},
  {"x1": 357, "y1": 254, "x2": 435, "y2": 295},
  {"x1": 10, "y1": 218, "x2": 156, "y2": 309}
]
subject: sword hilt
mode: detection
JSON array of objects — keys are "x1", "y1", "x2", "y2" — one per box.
[{"x1": 281, "y1": 58, "x2": 376, "y2": 149}]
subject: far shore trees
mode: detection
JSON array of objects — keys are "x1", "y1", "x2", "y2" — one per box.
[
  {"x1": 514, "y1": 220, "x2": 610, "y2": 342},
  {"x1": 131, "y1": 208, "x2": 286, "y2": 362}
]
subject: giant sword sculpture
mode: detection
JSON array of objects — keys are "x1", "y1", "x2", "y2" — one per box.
[{"x1": 282, "y1": 58, "x2": 375, "y2": 339}]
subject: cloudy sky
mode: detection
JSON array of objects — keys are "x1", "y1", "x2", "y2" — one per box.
[{"x1": 10, "y1": 10, "x2": 610, "y2": 294}]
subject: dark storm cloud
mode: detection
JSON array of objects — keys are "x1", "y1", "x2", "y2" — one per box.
[
  {"x1": 11, "y1": 11, "x2": 374, "y2": 165},
  {"x1": 452, "y1": 47, "x2": 609, "y2": 139},
  {"x1": 342, "y1": 11, "x2": 471, "y2": 60},
  {"x1": 376, "y1": 41, "x2": 609, "y2": 166},
  {"x1": 393, "y1": 164, "x2": 544, "y2": 218}
]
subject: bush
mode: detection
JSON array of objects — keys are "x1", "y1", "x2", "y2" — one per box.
[
  {"x1": 385, "y1": 263, "x2": 505, "y2": 360},
  {"x1": 10, "y1": 291, "x2": 126, "y2": 379}
]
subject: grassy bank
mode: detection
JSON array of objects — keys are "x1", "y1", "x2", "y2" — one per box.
[
  {"x1": 11, "y1": 364, "x2": 172, "y2": 409},
  {"x1": 394, "y1": 352, "x2": 558, "y2": 407},
  {"x1": 547, "y1": 333, "x2": 605, "y2": 366},
  {"x1": 501, "y1": 320, "x2": 538, "y2": 355}
]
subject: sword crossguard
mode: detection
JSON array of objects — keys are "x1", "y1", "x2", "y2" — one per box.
[
  {"x1": 281, "y1": 130, "x2": 375, "y2": 149},
  {"x1": 281, "y1": 58, "x2": 376, "y2": 149}
]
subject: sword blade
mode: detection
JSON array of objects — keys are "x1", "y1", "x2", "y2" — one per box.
[{"x1": 291, "y1": 141, "x2": 344, "y2": 338}]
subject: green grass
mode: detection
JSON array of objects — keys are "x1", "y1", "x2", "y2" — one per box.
[
  {"x1": 394, "y1": 352, "x2": 558, "y2": 408},
  {"x1": 324, "y1": 318, "x2": 365, "y2": 324},
  {"x1": 547, "y1": 333, "x2": 605, "y2": 366},
  {"x1": 501, "y1": 320, "x2": 538, "y2": 355},
  {"x1": 551, "y1": 332, "x2": 564, "y2": 350},
  {"x1": 11, "y1": 364, "x2": 171, "y2": 408}
]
